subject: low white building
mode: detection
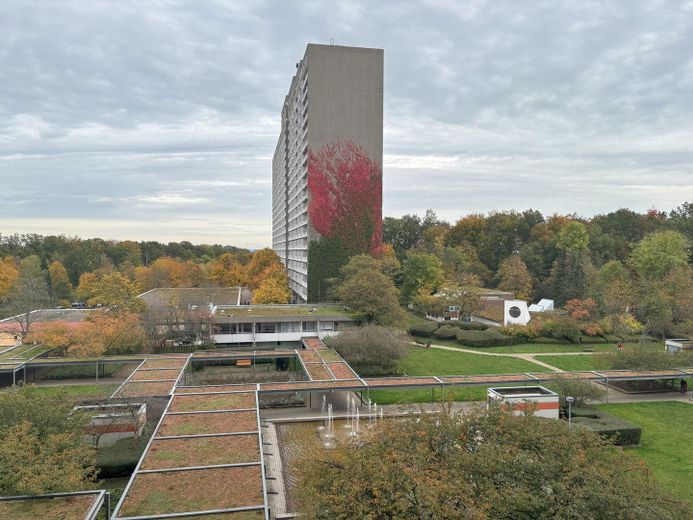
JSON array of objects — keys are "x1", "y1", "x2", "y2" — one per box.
[
  {"x1": 487, "y1": 386, "x2": 559, "y2": 419},
  {"x1": 76, "y1": 403, "x2": 147, "y2": 447},
  {"x1": 665, "y1": 338, "x2": 693, "y2": 353}
]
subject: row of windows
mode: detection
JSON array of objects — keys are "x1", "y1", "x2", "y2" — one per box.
[{"x1": 213, "y1": 321, "x2": 339, "y2": 334}]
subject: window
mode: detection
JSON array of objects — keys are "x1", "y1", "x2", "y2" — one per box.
[
  {"x1": 217, "y1": 323, "x2": 231, "y2": 334},
  {"x1": 302, "y1": 321, "x2": 317, "y2": 332},
  {"x1": 237, "y1": 323, "x2": 253, "y2": 333},
  {"x1": 257, "y1": 322, "x2": 277, "y2": 334},
  {"x1": 280, "y1": 322, "x2": 301, "y2": 333},
  {"x1": 319, "y1": 321, "x2": 335, "y2": 331}
]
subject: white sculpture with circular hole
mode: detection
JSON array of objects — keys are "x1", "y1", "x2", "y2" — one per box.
[{"x1": 503, "y1": 300, "x2": 531, "y2": 326}]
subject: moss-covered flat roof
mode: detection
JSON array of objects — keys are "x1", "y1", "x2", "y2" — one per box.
[
  {"x1": 139, "y1": 287, "x2": 241, "y2": 308},
  {"x1": 0, "y1": 491, "x2": 105, "y2": 520},
  {"x1": 214, "y1": 305, "x2": 353, "y2": 319}
]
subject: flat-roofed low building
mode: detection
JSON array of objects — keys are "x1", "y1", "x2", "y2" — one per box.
[
  {"x1": 487, "y1": 386, "x2": 559, "y2": 419},
  {"x1": 665, "y1": 338, "x2": 693, "y2": 353},
  {"x1": 138, "y1": 287, "x2": 249, "y2": 310},
  {"x1": 212, "y1": 304, "x2": 355, "y2": 349}
]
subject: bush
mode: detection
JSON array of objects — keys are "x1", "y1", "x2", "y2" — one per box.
[
  {"x1": 545, "y1": 378, "x2": 606, "y2": 408},
  {"x1": 540, "y1": 316, "x2": 581, "y2": 343},
  {"x1": 571, "y1": 408, "x2": 641, "y2": 446},
  {"x1": 500, "y1": 324, "x2": 539, "y2": 342},
  {"x1": 433, "y1": 324, "x2": 458, "y2": 339},
  {"x1": 324, "y1": 325, "x2": 406, "y2": 376},
  {"x1": 455, "y1": 328, "x2": 526, "y2": 347},
  {"x1": 408, "y1": 321, "x2": 438, "y2": 338},
  {"x1": 453, "y1": 321, "x2": 488, "y2": 331}
]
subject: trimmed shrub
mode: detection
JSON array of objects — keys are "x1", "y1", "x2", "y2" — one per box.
[
  {"x1": 454, "y1": 321, "x2": 488, "y2": 331},
  {"x1": 455, "y1": 328, "x2": 527, "y2": 347},
  {"x1": 434, "y1": 324, "x2": 458, "y2": 339},
  {"x1": 408, "y1": 322, "x2": 438, "y2": 338},
  {"x1": 571, "y1": 407, "x2": 641, "y2": 446}
]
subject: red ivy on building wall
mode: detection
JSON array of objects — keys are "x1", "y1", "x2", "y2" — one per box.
[{"x1": 307, "y1": 140, "x2": 382, "y2": 256}]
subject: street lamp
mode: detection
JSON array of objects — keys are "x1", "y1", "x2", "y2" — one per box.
[{"x1": 566, "y1": 396, "x2": 575, "y2": 427}]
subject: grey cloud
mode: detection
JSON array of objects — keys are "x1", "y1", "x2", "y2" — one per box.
[{"x1": 1, "y1": 0, "x2": 692, "y2": 247}]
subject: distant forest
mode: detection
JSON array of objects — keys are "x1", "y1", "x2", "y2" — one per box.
[{"x1": 0, "y1": 234, "x2": 251, "y2": 286}]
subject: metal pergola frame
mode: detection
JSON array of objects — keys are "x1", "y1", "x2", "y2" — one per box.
[
  {"x1": 112, "y1": 369, "x2": 270, "y2": 520},
  {"x1": 0, "y1": 489, "x2": 109, "y2": 520}
]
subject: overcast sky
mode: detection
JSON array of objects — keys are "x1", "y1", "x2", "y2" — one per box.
[{"x1": 1, "y1": 0, "x2": 692, "y2": 248}]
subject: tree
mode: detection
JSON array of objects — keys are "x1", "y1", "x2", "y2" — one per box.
[
  {"x1": 252, "y1": 263, "x2": 290, "y2": 304},
  {"x1": 75, "y1": 272, "x2": 99, "y2": 302},
  {"x1": 324, "y1": 325, "x2": 406, "y2": 376},
  {"x1": 208, "y1": 253, "x2": 246, "y2": 287},
  {"x1": 71, "y1": 311, "x2": 146, "y2": 356},
  {"x1": 400, "y1": 252, "x2": 444, "y2": 304},
  {"x1": 556, "y1": 220, "x2": 590, "y2": 253},
  {"x1": 2, "y1": 256, "x2": 52, "y2": 335},
  {"x1": 246, "y1": 248, "x2": 283, "y2": 287},
  {"x1": 308, "y1": 140, "x2": 382, "y2": 256},
  {"x1": 335, "y1": 255, "x2": 405, "y2": 326},
  {"x1": 440, "y1": 245, "x2": 492, "y2": 285},
  {"x1": 564, "y1": 298, "x2": 599, "y2": 321},
  {"x1": 86, "y1": 272, "x2": 144, "y2": 313},
  {"x1": 48, "y1": 260, "x2": 73, "y2": 305},
  {"x1": 296, "y1": 407, "x2": 690, "y2": 520},
  {"x1": 412, "y1": 284, "x2": 483, "y2": 320},
  {"x1": 629, "y1": 230, "x2": 689, "y2": 281},
  {"x1": 0, "y1": 386, "x2": 97, "y2": 495},
  {"x1": 25, "y1": 322, "x2": 79, "y2": 356},
  {"x1": 594, "y1": 260, "x2": 635, "y2": 315},
  {"x1": 0, "y1": 256, "x2": 19, "y2": 300},
  {"x1": 494, "y1": 255, "x2": 533, "y2": 299}
]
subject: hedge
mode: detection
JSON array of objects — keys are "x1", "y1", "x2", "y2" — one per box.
[
  {"x1": 571, "y1": 407, "x2": 641, "y2": 446},
  {"x1": 434, "y1": 324, "x2": 458, "y2": 339},
  {"x1": 408, "y1": 322, "x2": 439, "y2": 338},
  {"x1": 452, "y1": 321, "x2": 488, "y2": 331},
  {"x1": 455, "y1": 328, "x2": 527, "y2": 348}
]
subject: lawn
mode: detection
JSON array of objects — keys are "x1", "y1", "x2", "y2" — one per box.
[
  {"x1": 597, "y1": 402, "x2": 693, "y2": 502},
  {"x1": 398, "y1": 346, "x2": 549, "y2": 377},
  {"x1": 418, "y1": 337, "x2": 617, "y2": 354},
  {"x1": 369, "y1": 385, "x2": 489, "y2": 404},
  {"x1": 368, "y1": 347, "x2": 547, "y2": 404},
  {"x1": 534, "y1": 355, "x2": 599, "y2": 372}
]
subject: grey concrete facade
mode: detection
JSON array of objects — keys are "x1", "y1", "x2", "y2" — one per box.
[{"x1": 272, "y1": 43, "x2": 383, "y2": 303}]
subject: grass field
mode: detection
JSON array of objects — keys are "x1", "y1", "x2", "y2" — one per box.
[
  {"x1": 398, "y1": 346, "x2": 550, "y2": 376},
  {"x1": 368, "y1": 346, "x2": 547, "y2": 404},
  {"x1": 597, "y1": 402, "x2": 693, "y2": 502},
  {"x1": 370, "y1": 385, "x2": 490, "y2": 404},
  {"x1": 534, "y1": 355, "x2": 599, "y2": 371}
]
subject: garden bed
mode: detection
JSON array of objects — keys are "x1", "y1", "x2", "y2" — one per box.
[
  {"x1": 170, "y1": 392, "x2": 256, "y2": 412},
  {"x1": 0, "y1": 494, "x2": 100, "y2": 520},
  {"x1": 298, "y1": 351, "x2": 321, "y2": 363},
  {"x1": 158, "y1": 411, "x2": 258, "y2": 436},
  {"x1": 304, "y1": 363, "x2": 332, "y2": 380},
  {"x1": 120, "y1": 465, "x2": 263, "y2": 516},
  {"x1": 317, "y1": 349, "x2": 343, "y2": 362},
  {"x1": 142, "y1": 434, "x2": 260, "y2": 469},
  {"x1": 176, "y1": 384, "x2": 258, "y2": 394},
  {"x1": 141, "y1": 359, "x2": 188, "y2": 369},
  {"x1": 327, "y1": 362, "x2": 358, "y2": 379},
  {"x1": 114, "y1": 381, "x2": 174, "y2": 398},
  {"x1": 129, "y1": 369, "x2": 181, "y2": 381}
]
